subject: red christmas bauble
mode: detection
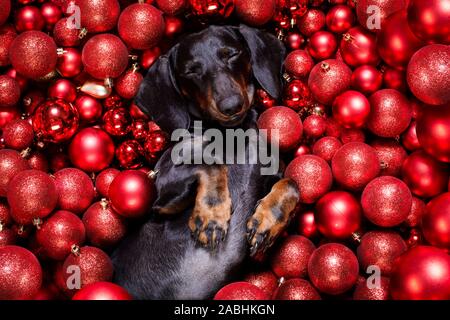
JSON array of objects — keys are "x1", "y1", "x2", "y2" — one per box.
[
  {"x1": 297, "y1": 210, "x2": 319, "y2": 239},
  {"x1": 32, "y1": 99, "x2": 80, "y2": 143},
  {"x1": 405, "y1": 196, "x2": 426, "y2": 228},
  {"x1": 234, "y1": 0, "x2": 276, "y2": 26},
  {"x1": 82, "y1": 34, "x2": 129, "y2": 79},
  {"x1": 131, "y1": 119, "x2": 149, "y2": 141},
  {"x1": 407, "y1": 0, "x2": 450, "y2": 44},
  {"x1": 78, "y1": 0, "x2": 120, "y2": 33},
  {"x1": 0, "y1": 200, "x2": 12, "y2": 226},
  {"x1": 74, "y1": 94, "x2": 103, "y2": 123},
  {"x1": 243, "y1": 271, "x2": 278, "y2": 297},
  {"x1": 0, "y1": 31, "x2": 15, "y2": 67},
  {"x1": 156, "y1": 0, "x2": 186, "y2": 15},
  {"x1": 0, "y1": 149, "x2": 30, "y2": 197},
  {"x1": 332, "y1": 90, "x2": 370, "y2": 129},
  {"x1": 27, "y1": 151, "x2": 49, "y2": 172},
  {"x1": 401, "y1": 150, "x2": 448, "y2": 198},
  {"x1": 401, "y1": 120, "x2": 421, "y2": 151},
  {"x1": 7, "y1": 170, "x2": 58, "y2": 225},
  {"x1": 353, "y1": 276, "x2": 390, "y2": 300},
  {"x1": 53, "y1": 17, "x2": 81, "y2": 47},
  {"x1": 4, "y1": 68, "x2": 28, "y2": 92},
  {"x1": 0, "y1": 246, "x2": 42, "y2": 300},
  {"x1": 297, "y1": 9, "x2": 326, "y2": 37},
  {"x1": 382, "y1": 67, "x2": 407, "y2": 92},
  {"x1": 351, "y1": 65, "x2": 382, "y2": 95},
  {"x1": 95, "y1": 168, "x2": 120, "y2": 198},
  {"x1": 189, "y1": 0, "x2": 234, "y2": 20},
  {"x1": 48, "y1": 79, "x2": 77, "y2": 103},
  {"x1": 312, "y1": 137, "x2": 342, "y2": 163},
  {"x1": 109, "y1": 170, "x2": 155, "y2": 218},
  {"x1": 293, "y1": 144, "x2": 311, "y2": 157},
  {"x1": 115, "y1": 69, "x2": 143, "y2": 100},
  {"x1": 273, "y1": 279, "x2": 321, "y2": 300},
  {"x1": 325, "y1": 117, "x2": 342, "y2": 138},
  {"x1": 69, "y1": 128, "x2": 115, "y2": 172},
  {"x1": 332, "y1": 142, "x2": 380, "y2": 191},
  {"x1": 0, "y1": 228, "x2": 16, "y2": 247},
  {"x1": 356, "y1": 0, "x2": 407, "y2": 32},
  {"x1": 103, "y1": 107, "x2": 132, "y2": 137},
  {"x1": 282, "y1": 80, "x2": 312, "y2": 111},
  {"x1": 139, "y1": 47, "x2": 161, "y2": 70},
  {"x1": 50, "y1": 151, "x2": 71, "y2": 173},
  {"x1": 0, "y1": 0, "x2": 10, "y2": 26},
  {"x1": 390, "y1": 246, "x2": 450, "y2": 300},
  {"x1": 315, "y1": 191, "x2": 361, "y2": 239},
  {"x1": 9, "y1": 31, "x2": 57, "y2": 79},
  {"x1": 307, "y1": 31, "x2": 337, "y2": 61},
  {"x1": 303, "y1": 115, "x2": 326, "y2": 139},
  {"x1": 340, "y1": 26, "x2": 379, "y2": 67},
  {"x1": 72, "y1": 282, "x2": 132, "y2": 300},
  {"x1": 214, "y1": 282, "x2": 270, "y2": 300},
  {"x1": 0, "y1": 75, "x2": 20, "y2": 107},
  {"x1": 56, "y1": 48, "x2": 83, "y2": 78},
  {"x1": 40, "y1": 2, "x2": 62, "y2": 29},
  {"x1": 340, "y1": 128, "x2": 365, "y2": 144},
  {"x1": 361, "y1": 176, "x2": 412, "y2": 227},
  {"x1": 326, "y1": 4, "x2": 355, "y2": 34},
  {"x1": 23, "y1": 89, "x2": 45, "y2": 116},
  {"x1": 15, "y1": 6, "x2": 45, "y2": 32},
  {"x1": 407, "y1": 45, "x2": 450, "y2": 106},
  {"x1": 308, "y1": 59, "x2": 352, "y2": 105},
  {"x1": 36, "y1": 210, "x2": 86, "y2": 260},
  {"x1": 270, "y1": 235, "x2": 315, "y2": 279},
  {"x1": 371, "y1": 138, "x2": 407, "y2": 177},
  {"x1": 118, "y1": 3, "x2": 164, "y2": 50},
  {"x1": 285, "y1": 155, "x2": 332, "y2": 204},
  {"x1": 284, "y1": 50, "x2": 314, "y2": 79},
  {"x1": 422, "y1": 193, "x2": 450, "y2": 250},
  {"x1": 2, "y1": 119, "x2": 34, "y2": 151},
  {"x1": 116, "y1": 140, "x2": 144, "y2": 169},
  {"x1": 308, "y1": 243, "x2": 359, "y2": 295}
]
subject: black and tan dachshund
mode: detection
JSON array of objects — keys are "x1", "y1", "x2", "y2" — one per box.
[{"x1": 112, "y1": 25, "x2": 300, "y2": 299}]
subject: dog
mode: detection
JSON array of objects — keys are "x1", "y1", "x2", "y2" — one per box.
[{"x1": 112, "y1": 24, "x2": 300, "y2": 300}]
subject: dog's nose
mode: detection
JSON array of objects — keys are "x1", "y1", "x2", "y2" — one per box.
[{"x1": 219, "y1": 95, "x2": 243, "y2": 116}]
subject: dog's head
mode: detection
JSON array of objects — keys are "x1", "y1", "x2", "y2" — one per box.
[{"x1": 135, "y1": 24, "x2": 286, "y2": 133}]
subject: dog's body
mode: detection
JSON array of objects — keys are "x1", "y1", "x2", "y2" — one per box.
[{"x1": 112, "y1": 25, "x2": 299, "y2": 299}]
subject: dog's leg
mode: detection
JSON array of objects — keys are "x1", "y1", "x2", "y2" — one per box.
[
  {"x1": 189, "y1": 165, "x2": 232, "y2": 249},
  {"x1": 246, "y1": 178, "x2": 299, "y2": 256}
]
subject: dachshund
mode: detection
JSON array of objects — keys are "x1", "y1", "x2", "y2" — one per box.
[{"x1": 112, "y1": 24, "x2": 300, "y2": 300}]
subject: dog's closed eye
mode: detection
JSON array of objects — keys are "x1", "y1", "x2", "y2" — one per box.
[{"x1": 219, "y1": 48, "x2": 241, "y2": 62}]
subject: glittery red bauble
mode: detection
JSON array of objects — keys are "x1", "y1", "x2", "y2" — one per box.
[
  {"x1": 401, "y1": 151, "x2": 448, "y2": 198},
  {"x1": 4, "y1": 67, "x2": 28, "y2": 92},
  {"x1": 0, "y1": 31, "x2": 15, "y2": 67},
  {"x1": 69, "y1": 128, "x2": 115, "y2": 172},
  {"x1": 312, "y1": 137, "x2": 342, "y2": 163},
  {"x1": 326, "y1": 4, "x2": 355, "y2": 34},
  {"x1": 340, "y1": 27, "x2": 379, "y2": 67},
  {"x1": 270, "y1": 235, "x2": 315, "y2": 279},
  {"x1": 367, "y1": 89, "x2": 411, "y2": 138},
  {"x1": 405, "y1": 196, "x2": 426, "y2": 228},
  {"x1": 53, "y1": 18, "x2": 81, "y2": 47},
  {"x1": 234, "y1": 0, "x2": 275, "y2": 26},
  {"x1": 332, "y1": 142, "x2": 380, "y2": 191},
  {"x1": 54, "y1": 168, "x2": 95, "y2": 214},
  {"x1": 74, "y1": 94, "x2": 103, "y2": 123},
  {"x1": 0, "y1": 75, "x2": 20, "y2": 107},
  {"x1": 82, "y1": 34, "x2": 128, "y2": 79},
  {"x1": 32, "y1": 99, "x2": 80, "y2": 143},
  {"x1": 274, "y1": 278, "x2": 321, "y2": 300},
  {"x1": 0, "y1": 246, "x2": 42, "y2": 300},
  {"x1": 332, "y1": 90, "x2": 370, "y2": 129},
  {"x1": 140, "y1": 47, "x2": 161, "y2": 70},
  {"x1": 0, "y1": 149, "x2": 30, "y2": 197},
  {"x1": 78, "y1": 0, "x2": 120, "y2": 33},
  {"x1": 243, "y1": 271, "x2": 278, "y2": 297},
  {"x1": 303, "y1": 115, "x2": 326, "y2": 139},
  {"x1": 2, "y1": 119, "x2": 34, "y2": 151},
  {"x1": 56, "y1": 48, "x2": 83, "y2": 78},
  {"x1": 407, "y1": 45, "x2": 450, "y2": 106},
  {"x1": 27, "y1": 152, "x2": 49, "y2": 172},
  {"x1": 282, "y1": 80, "x2": 312, "y2": 111},
  {"x1": 390, "y1": 246, "x2": 450, "y2": 300},
  {"x1": 401, "y1": 121, "x2": 420, "y2": 151},
  {"x1": 422, "y1": 193, "x2": 450, "y2": 250},
  {"x1": 14, "y1": 6, "x2": 45, "y2": 32},
  {"x1": 416, "y1": 104, "x2": 450, "y2": 162},
  {"x1": 115, "y1": 69, "x2": 143, "y2": 99},
  {"x1": 116, "y1": 140, "x2": 144, "y2": 169},
  {"x1": 9, "y1": 31, "x2": 57, "y2": 79},
  {"x1": 340, "y1": 128, "x2": 365, "y2": 144},
  {"x1": 0, "y1": 0, "x2": 10, "y2": 26},
  {"x1": 214, "y1": 282, "x2": 270, "y2": 300},
  {"x1": 0, "y1": 228, "x2": 16, "y2": 247},
  {"x1": 371, "y1": 138, "x2": 407, "y2": 177},
  {"x1": 72, "y1": 282, "x2": 132, "y2": 300},
  {"x1": 118, "y1": 3, "x2": 164, "y2": 50},
  {"x1": 156, "y1": 0, "x2": 186, "y2": 15},
  {"x1": 95, "y1": 168, "x2": 120, "y2": 198},
  {"x1": 285, "y1": 155, "x2": 332, "y2": 204},
  {"x1": 284, "y1": 50, "x2": 314, "y2": 79},
  {"x1": 307, "y1": 31, "x2": 337, "y2": 61},
  {"x1": 356, "y1": 0, "x2": 406, "y2": 32},
  {"x1": 325, "y1": 117, "x2": 342, "y2": 138},
  {"x1": 297, "y1": 9, "x2": 326, "y2": 37},
  {"x1": 315, "y1": 191, "x2": 361, "y2": 240},
  {"x1": 48, "y1": 79, "x2": 77, "y2": 103},
  {"x1": 257, "y1": 106, "x2": 303, "y2": 152},
  {"x1": 36, "y1": 210, "x2": 85, "y2": 260},
  {"x1": 40, "y1": 2, "x2": 62, "y2": 29},
  {"x1": 351, "y1": 65, "x2": 382, "y2": 95},
  {"x1": 62, "y1": 246, "x2": 113, "y2": 290},
  {"x1": 353, "y1": 276, "x2": 390, "y2": 300},
  {"x1": 382, "y1": 67, "x2": 407, "y2": 92},
  {"x1": 377, "y1": 11, "x2": 424, "y2": 69},
  {"x1": 308, "y1": 59, "x2": 352, "y2": 105},
  {"x1": 102, "y1": 107, "x2": 132, "y2": 137},
  {"x1": 407, "y1": 0, "x2": 450, "y2": 44},
  {"x1": 0, "y1": 200, "x2": 12, "y2": 226},
  {"x1": 308, "y1": 243, "x2": 359, "y2": 295},
  {"x1": 109, "y1": 170, "x2": 155, "y2": 218},
  {"x1": 361, "y1": 176, "x2": 412, "y2": 227},
  {"x1": 7, "y1": 170, "x2": 58, "y2": 225}
]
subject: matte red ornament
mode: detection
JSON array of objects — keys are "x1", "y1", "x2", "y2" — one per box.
[
  {"x1": 326, "y1": 4, "x2": 355, "y2": 33},
  {"x1": 0, "y1": 75, "x2": 20, "y2": 107},
  {"x1": 0, "y1": 0, "x2": 10, "y2": 26},
  {"x1": 422, "y1": 193, "x2": 450, "y2": 250},
  {"x1": 164, "y1": 16, "x2": 184, "y2": 39},
  {"x1": 0, "y1": 246, "x2": 42, "y2": 300},
  {"x1": 284, "y1": 50, "x2": 314, "y2": 79},
  {"x1": 353, "y1": 276, "x2": 390, "y2": 300},
  {"x1": 308, "y1": 243, "x2": 359, "y2": 295},
  {"x1": 72, "y1": 282, "x2": 132, "y2": 300},
  {"x1": 390, "y1": 246, "x2": 450, "y2": 300},
  {"x1": 116, "y1": 140, "x2": 144, "y2": 169},
  {"x1": 78, "y1": 0, "x2": 120, "y2": 33},
  {"x1": 53, "y1": 17, "x2": 81, "y2": 47},
  {"x1": 273, "y1": 279, "x2": 321, "y2": 300},
  {"x1": 69, "y1": 128, "x2": 115, "y2": 173},
  {"x1": 95, "y1": 168, "x2": 120, "y2": 198},
  {"x1": 48, "y1": 79, "x2": 77, "y2": 103},
  {"x1": 56, "y1": 48, "x2": 83, "y2": 78},
  {"x1": 234, "y1": 0, "x2": 276, "y2": 26},
  {"x1": 382, "y1": 67, "x2": 407, "y2": 92},
  {"x1": 401, "y1": 121, "x2": 420, "y2": 151},
  {"x1": 340, "y1": 26, "x2": 379, "y2": 67},
  {"x1": 115, "y1": 68, "x2": 143, "y2": 99},
  {"x1": 2, "y1": 119, "x2": 34, "y2": 151},
  {"x1": 312, "y1": 137, "x2": 342, "y2": 163},
  {"x1": 74, "y1": 94, "x2": 103, "y2": 123},
  {"x1": 0, "y1": 149, "x2": 30, "y2": 197},
  {"x1": 140, "y1": 47, "x2": 161, "y2": 70},
  {"x1": 282, "y1": 80, "x2": 312, "y2": 111},
  {"x1": 297, "y1": 211, "x2": 318, "y2": 239},
  {"x1": 102, "y1": 107, "x2": 132, "y2": 137},
  {"x1": 214, "y1": 282, "x2": 270, "y2": 300},
  {"x1": 40, "y1": 2, "x2": 62, "y2": 29},
  {"x1": 307, "y1": 31, "x2": 337, "y2": 61},
  {"x1": 351, "y1": 65, "x2": 382, "y2": 95},
  {"x1": 371, "y1": 138, "x2": 407, "y2": 177},
  {"x1": 332, "y1": 90, "x2": 370, "y2": 129},
  {"x1": 15, "y1": 6, "x2": 45, "y2": 32},
  {"x1": 285, "y1": 155, "x2": 332, "y2": 204},
  {"x1": 405, "y1": 197, "x2": 426, "y2": 228},
  {"x1": 303, "y1": 114, "x2": 326, "y2": 139},
  {"x1": 297, "y1": 9, "x2": 326, "y2": 37},
  {"x1": 356, "y1": 0, "x2": 407, "y2": 32},
  {"x1": 243, "y1": 271, "x2": 278, "y2": 297}
]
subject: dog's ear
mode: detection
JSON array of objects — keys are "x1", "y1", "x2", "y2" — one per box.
[
  {"x1": 134, "y1": 44, "x2": 190, "y2": 134},
  {"x1": 238, "y1": 24, "x2": 286, "y2": 100}
]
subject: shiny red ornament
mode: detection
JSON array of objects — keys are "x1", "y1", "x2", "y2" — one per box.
[
  {"x1": 0, "y1": 246, "x2": 42, "y2": 300},
  {"x1": 282, "y1": 80, "x2": 312, "y2": 111},
  {"x1": 285, "y1": 155, "x2": 332, "y2": 204},
  {"x1": 2, "y1": 119, "x2": 34, "y2": 151},
  {"x1": 390, "y1": 246, "x2": 450, "y2": 300},
  {"x1": 214, "y1": 282, "x2": 270, "y2": 300},
  {"x1": 164, "y1": 16, "x2": 184, "y2": 39},
  {"x1": 0, "y1": 31, "x2": 15, "y2": 67},
  {"x1": 27, "y1": 151, "x2": 49, "y2": 172},
  {"x1": 351, "y1": 65, "x2": 382, "y2": 95},
  {"x1": 402, "y1": 151, "x2": 449, "y2": 198},
  {"x1": 69, "y1": 128, "x2": 115, "y2": 172},
  {"x1": 361, "y1": 176, "x2": 412, "y2": 227},
  {"x1": 353, "y1": 276, "x2": 390, "y2": 300},
  {"x1": 382, "y1": 67, "x2": 407, "y2": 92},
  {"x1": 356, "y1": 0, "x2": 407, "y2": 32},
  {"x1": 326, "y1": 4, "x2": 355, "y2": 33},
  {"x1": 143, "y1": 130, "x2": 167, "y2": 159},
  {"x1": 115, "y1": 68, "x2": 143, "y2": 99},
  {"x1": 273, "y1": 279, "x2": 321, "y2": 300},
  {"x1": 407, "y1": 0, "x2": 450, "y2": 44},
  {"x1": 422, "y1": 193, "x2": 450, "y2": 250},
  {"x1": 78, "y1": 0, "x2": 120, "y2": 33},
  {"x1": 53, "y1": 17, "x2": 81, "y2": 47},
  {"x1": 116, "y1": 140, "x2": 144, "y2": 169},
  {"x1": 284, "y1": 50, "x2": 314, "y2": 79},
  {"x1": 56, "y1": 48, "x2": 83, "y2": 78},
  {"x1": 103, "y1": 93, "x2": 123, "y2": 110},
  {"x1": 303, "y1": 115, "x2": 326, "y2": 139},
  {"x1": 95, "y1": 168, "x2": 120, "y2": 198},
  {"x1": 7, "y1": 170, "x2": 57, "y2": 225},
  {"x1": 15, "y1": 6, "x2": 45, "y2": 32},
  {"x1": 82, "y1": 34, "x2": 129, "y2": 80},
  {"x1": 312, "y1": 137, "x2": 342, "y2": 163},
  {"x1": 308, "y1": 243, "x2": 359, "y2": 295},
  {"x1": 103, "y1": 107, "x2": 132, "y2": 137},
  {"x1": 270, "y1": 235, "x2": 315, "y2": 279},
  {"x1": 109, "y1": 170, "x2": 155, "y2": 218},
  {"x1": 405, "y1": 196, "x2": 426, "y2": 228},
  {"x1": 340, "y1": 26, "x2": 379, "y2": 67},
  {"x1": 0, "y1": 75, "x2": 20, "y2": 107},
  {"x1": 118, "y1": 3, "x2": 164, "y2": 50},
  {"x1": 0, "y1": 0, "x2": 10, "y2": 26},
  {"x1": 371, "y1": 138, "x2": 407, "y2": 177},
  {"x1": 189, "y1": 0, "x2": 234, "y2": 20},
  {"x1": 72, "y1": 282, "x2": 132, "y2": 300},
  {"x1": 401, "y1": 121, "x2": 420, "y2": 151},
  {"x1": 41, "y1": 2, "x2": 62, "y2": 29},
  {"x1": 285, "y1": 31, "x2": 305, "y2": 51},
  {"x1": 131, "y1": 119, "x2": 149, "y2": 141},
  {"x1": 315, "y1": 191, "x2": 361, "y2": 240},
  {"x1": 32, "y1": 99, "x2": 79, "y2": 143},
  {"x1": 48, "y1": 79, "x2": 77, "y2": 103},
  {"x1": 234, "y1": 0, "x2": 275, "y2": 26},
  {"x1": 332, "y1": 90, "x2": 370, "y2": 129},
  {"x1": 9, "y1": 31, "x2": 57, "y2": 79},
  {"x1": 307, "y1": 31, "x2": 337, "y2": 61},
  {"x1": 293, "y1": 144, "x2": 310, "y2": 157},
  {"x1": 297, "y1": 9, "x2": 326, "y2": 37},
  {"x1": 0, "y1": 149, "x2": 30, "y2": 197},
  {"x1": 74, "y1": 94, "x2": 103, "y2": 123},
  {"x1": 308, "y1": 59, "x2": 352, "y2": 105},
  {"x1": 243, "y1": 271, "x2": 278, "y2": 297},
  {"x1": 140, "y1": 47, "x2": 162, "y2": 70}
]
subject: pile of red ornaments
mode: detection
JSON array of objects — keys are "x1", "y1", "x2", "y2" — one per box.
[{"x1": 0, "y1": 0, "x2": 450, "y2": 300}]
